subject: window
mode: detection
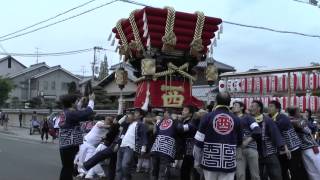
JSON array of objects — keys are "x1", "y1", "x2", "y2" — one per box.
[
  {"x1": 51, "y1": 81, "x2": 56, "y2": 90},
  {"x1": 8, "y1": 57, "x2": 11, "y2": 68},
  {"x1": 43, "y1": 81, "x2": 48, "y2": 90},
  {"x1": 61, "y1": 82, "x2": 68, "y2": 90}
]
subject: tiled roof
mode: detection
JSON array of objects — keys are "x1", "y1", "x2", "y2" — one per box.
[
  {"x1": 8, "y1": 62, "x2": 49, "y2": 79},
  {"x1": 192, "y1": 85, "x2": 218, "y2": 101},
  {"x1": 31, "y1": 65, "x2": 80, "y2": 80},
  {"x1": 196, "y1": 58, "x2": 236, "y2": 71}
]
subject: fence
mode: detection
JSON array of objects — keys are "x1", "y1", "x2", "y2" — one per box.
[{"x1": 1, "y1": 108, "x2": 118, "y2": 128}]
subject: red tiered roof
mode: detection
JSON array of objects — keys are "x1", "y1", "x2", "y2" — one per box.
[{"x1": 112, "y1": 6, "x2": 222, "y2": 56}]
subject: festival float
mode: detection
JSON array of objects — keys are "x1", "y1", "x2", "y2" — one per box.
[{"x1": 110, "y1": 6, "x2": 223, "y2": 113}]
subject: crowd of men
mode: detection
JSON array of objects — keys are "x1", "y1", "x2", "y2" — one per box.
[{"x1": 56, "y1": 92, "x2": 320, "y2": 180}]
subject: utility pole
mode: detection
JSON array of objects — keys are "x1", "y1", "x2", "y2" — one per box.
[
  {"x1": 92, "y1": 46, "x2": 103, "y2": 80},
  {"x1": 80, "y1": 66, "x2": 88, "y2": 78},
  {"x1": 36, "y1": 47, "x2": 39, "y2": 64}
]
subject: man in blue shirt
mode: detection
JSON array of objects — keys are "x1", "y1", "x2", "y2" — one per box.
[{"x1": 194, "y1": 92, "x2": 242, "y2": 180}]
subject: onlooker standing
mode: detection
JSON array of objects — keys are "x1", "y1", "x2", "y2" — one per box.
[
  {"x1": 3, "y1": 114, "x2": 9, "y2": 130},
  {"x1": 41, "y1": 117, "x2": 50, "y2": 143},
  {"x1": 0, "y1": 110, "x2": 4, "y2": 126},
  {"x1": 19, "y1": 111, "x2": 23, "y2": 128}
]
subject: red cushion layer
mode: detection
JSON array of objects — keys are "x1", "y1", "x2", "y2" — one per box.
[
  {"x1": 116, "y1": 32, "x2": 214, "y2": 46},
  {"x1": 144, "y1": 7, "x2": 222, "y2": 25},
  {"x1": 142, "y1": 39, "x2": 209, "y2": 51}
]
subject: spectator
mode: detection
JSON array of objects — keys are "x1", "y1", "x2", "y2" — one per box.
[
  {"x1": 41, "y1": 117, "x2": 50, "y2": 143},
  {"x1": 3, "y1": 114, "x2": 9, "y2": 130},
  {"x1": 19, "y1": 111, "x2": 23, "y2": 128},
  {"x1": 0, "y1": 110, "x2": 4, "y2": 126}
]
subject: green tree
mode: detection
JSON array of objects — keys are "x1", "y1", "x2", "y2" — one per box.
[
  {"x1": 98, "y1": 55, "x2": 109, "y2": 80},
  {"x1": 311, "y1": 62, "x2": 320, "y2": 66},
  {"x1": 67, "y1": 81, "x2": 80, "y2": 95},
  {"x1": 10, "y1": 96, "x2": 21, "y2": 108},
  {"x1": 93, "y1": 85, "x2": 111, "y2": 109},
  {"x1": 0, "y1": 77, "x2": 13, "y2": 107}
]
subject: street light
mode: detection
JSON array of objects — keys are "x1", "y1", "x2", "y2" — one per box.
[
  {"x1": 115, "y1": 66, "x2": 128, "y2": 115},
  {"x1": 206, "y1": 57, "x2": 218, "y2": 87}
]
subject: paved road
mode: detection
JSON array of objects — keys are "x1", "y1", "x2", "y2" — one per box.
[
  {"x1": 0, "y1": 135, "x2": 60, "y2": 180},
  {"x1": 0, "y1": 133, "x2": 180, "y2": 180}
]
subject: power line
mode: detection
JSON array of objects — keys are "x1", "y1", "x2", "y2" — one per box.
[
  {"x1": 0, "y1": 0, "x2": 99, "y2": 40},
  {"x1": 119, "y1": 0, "x2": 320, "y2": 39},
  {"x1": 223, "y1": 21, "x2": 320, "y2": 38},
  {"x1": 293, "y1": 0, "x2": 320, "y2": 7},
  {"x1": 0, "y1": 0, "x2": 119, "y2": 42},
  {"x1": 0, "y1": 47, "x2": 115, "y2": 57},
  {"x1": 0, "y1": 43, "x2": 8, "y2": 54},
  {"x1": 0, "y1": 48, "x2": 92, "y2": 57}
]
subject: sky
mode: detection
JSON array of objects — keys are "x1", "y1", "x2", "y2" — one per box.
[{"x1": 0, "y1": 0, "x2": 320, "y2": 76}]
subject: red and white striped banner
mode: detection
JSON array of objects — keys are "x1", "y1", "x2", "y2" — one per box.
[
  {"x1": 279, "y1": 74, "x2": 288, "y2": 92},
  {"x1": 310, "y1": 96, "x2": 318, "y2": 112},
  {"x1": 290, "y1": 73, "x2": 298, "y2": 91},
  {"x1": 247, "y1": 77, "x2": 253, "y2": 93},
  {"x1": 263, "y1": 76, "x2": 271, "y2": 93},
  {"x1": 299, "y1": 72, "x2": 308, "y2": 91},
  {"x1": 309, "y1": 73, "x2": 318, "y2": 90},
  {"x1": 241, "y1": 78, "x2": 248, "y2": 93},
  {"x1": 300, "y1": 96, "x2": 310, "y2": 112},
  {"x1": 271, "y1": 76, "x2": 278, "y2": 92},
  {"x1": 290, "y1": 96, "x2": 300, "y2": 107}
]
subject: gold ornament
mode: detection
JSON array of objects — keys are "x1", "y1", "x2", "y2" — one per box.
[
  {"x1": 115, "y1": 67, "x2": 128, "y2": 88},
  {"x1": 141, "y1": 58, "x2": 156, "y2": 76},
  {"x1": 206, "y1": 63, "x2": 218, "y2": 84}
]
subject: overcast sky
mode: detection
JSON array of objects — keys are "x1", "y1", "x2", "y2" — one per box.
[{"x1": 0, "y1": 0, "x2": 319, "y2": 75}]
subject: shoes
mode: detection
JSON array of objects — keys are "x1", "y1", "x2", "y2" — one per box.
[{"x1": 84, "y1": 174, "x2": 94, "y2": 179}]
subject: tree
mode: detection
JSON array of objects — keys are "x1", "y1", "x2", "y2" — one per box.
[
  {"x1": 98, "y1": 54, "x2": 109, "y2": 80},
  {"x1": 10, "y1": 97, "x2": 21, "y2": 108},
  {"x1": 93, "y1": 85, "x2": 112, "y2": 109},
  {"x1": 310, "y1": 62, "x2": 320, "y2": 66},
  {"x1": 67, "y1": 81, "x2": 80, "y2": 95},
  {"x1": 0, "y1": 77, "x2": 13, "y2": 107},
  {"x1": 28, "y1": 97, "x2": 42, "y2": 108}
]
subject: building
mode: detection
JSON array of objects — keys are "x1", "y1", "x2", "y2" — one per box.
[
  {"x1": 30, "y1": 65, "x2": 81, "y2": 101},
  {"x1": 6, "y1": 59, "x2": 81, "y2": 105},
  {"x1": 96, "y1": 63, "x2": 137, "y2": 109},
  {"x1": 8, "y1": 62, "x2": 50, "y2": 101},
  {"x1": 0, "y1": 56, "x2": 26, "y2": 77},
  {"x1": 192, "y1": 57, "x2": 236, "y2": 102}
]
